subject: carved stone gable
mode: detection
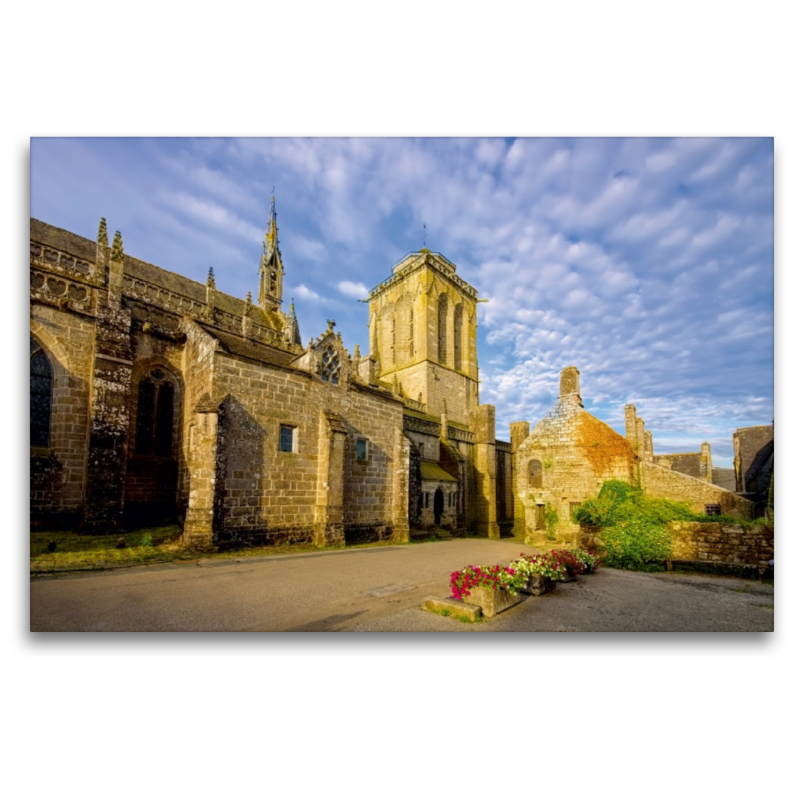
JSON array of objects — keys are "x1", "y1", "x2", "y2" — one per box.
[{"x1": 293, "y1": 329, "x2": 352, "y2": 386}]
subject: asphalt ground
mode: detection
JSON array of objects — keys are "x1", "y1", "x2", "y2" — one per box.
[{"x1": 29, "y1": 539, "x2": 774, "y2": 632}]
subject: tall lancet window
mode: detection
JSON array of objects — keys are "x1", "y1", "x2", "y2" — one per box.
[
  {"x1": 454, "y1": 302, "x2": 463, "y2": 371},
  {"x1": 438, "y1": 293, "x2": 449, "y2": 364},
  {"x1": 30, "y1": 338, "x2": 53, "y2": 448},
  {"x1": 134, "y1": 369, "x2": 176, "y2": 458}
]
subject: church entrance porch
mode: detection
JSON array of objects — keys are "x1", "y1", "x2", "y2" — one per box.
[{"x1": 434, "y1": 487, "x2": 444, "y2": 526}]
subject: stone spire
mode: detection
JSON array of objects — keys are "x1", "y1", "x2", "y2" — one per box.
[
  {"x1": 207, "y1": 266, "x2": 216, "y2": 289},
  {"x1": 258, "y1": 196, "x2": 284, "y2": 310},
  {"x1": 97, "y1": 218, "x2": 108, "y2": 249},
  {"x1": 111, "y1": 230, "x2": 124, "y2": 263},
  {"x1": 284, "y1": 297, "x2": 302, "y2": 346},
  {"x1": 95, "y1": 218, "x2": 109, "y2": 282}
]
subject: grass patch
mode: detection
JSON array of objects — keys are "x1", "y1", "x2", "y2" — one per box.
[
  {"x1": 431, "y1": 607, "x2": 482, "y2": 624},
  {"x1": 30, "y1": 525, "x2": 185, "y2": 572},
  {"x1": 31, "y1": 528, "x2": 417, "y2": 574}
]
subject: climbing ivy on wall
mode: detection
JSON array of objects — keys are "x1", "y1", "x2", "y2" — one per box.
[{"x1": 544, "y1": 502, "x2": 559, "y2": 540}]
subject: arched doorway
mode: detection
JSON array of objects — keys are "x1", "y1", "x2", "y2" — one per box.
[{"x1": 434, "y1": 487, "x2": 444, "y2": 526}]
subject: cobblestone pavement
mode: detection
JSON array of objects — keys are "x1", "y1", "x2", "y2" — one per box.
[{"x1": 30, "y1": 539, "x2": 774, "y2": 632}]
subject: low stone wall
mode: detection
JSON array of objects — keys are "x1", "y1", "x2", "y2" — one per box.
[{"x1": 668, "y1": 522, "x2": 773, "y2": 567}]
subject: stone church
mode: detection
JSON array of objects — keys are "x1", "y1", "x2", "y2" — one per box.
[
  {"x1": 30, "y1": 201, "x2": 513, "y2": 547},
  {"x1": 30, "y1": 200, "x2": 755, "y2": 549}
]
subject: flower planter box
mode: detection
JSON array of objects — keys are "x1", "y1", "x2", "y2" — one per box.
[
  {"x1": 521, "y1": 574, "x2": 555, "y2": 595},
  {"x1": 463, "y1": 586, "x2": 523, "y2": 617}
]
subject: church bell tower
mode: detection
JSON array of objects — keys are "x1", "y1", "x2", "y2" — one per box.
[{"x1": 368, "y1": 250, "x2": 480, "y2": 426}]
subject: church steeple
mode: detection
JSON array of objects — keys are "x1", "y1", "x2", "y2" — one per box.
[{"x1": 258, "y1": 196, "x2": 283, "y2": 310}]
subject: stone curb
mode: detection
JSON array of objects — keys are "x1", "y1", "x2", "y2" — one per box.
[{"x1": 423, "y1": 596, "x2": 483, "y2": 622}]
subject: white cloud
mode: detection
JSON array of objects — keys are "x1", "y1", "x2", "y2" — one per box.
[
  {"x1": 162, "y1": 191, "x2": 263, "y2": 242},
  {"x1": 293, "y1": 283, "x2": 322, "y2": 302},
  {"x1": 337, "y1": 281, "x2": 369, "y2": 299}
]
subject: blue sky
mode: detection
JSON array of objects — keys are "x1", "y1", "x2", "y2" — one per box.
[{"x1": 30, "y1": 137, "x2": 773, "y2": 467}]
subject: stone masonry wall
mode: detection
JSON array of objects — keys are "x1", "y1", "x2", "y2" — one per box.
[
  {"x1": 669, "y1": 522, "x2": 773, "y2": 567},
  {"x1": 30, "y1": 308, "x2": 96, "y2": 524},
  {"x1": 640, "y1": 460, "x2": 753, "y2": 517},
  {"x1": 210, "y1": 350, "x2": 406, "y2": 544},
  {"x1": 733, "y1": 425, "x2": 774, "y2": 493}
]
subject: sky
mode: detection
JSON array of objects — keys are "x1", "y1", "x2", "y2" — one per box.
[{"x1": 30, "y1": 136, "x2": 773, "y2": 467}]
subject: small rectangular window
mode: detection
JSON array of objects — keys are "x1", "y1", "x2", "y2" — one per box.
[
  {"x1": 279, "y1": 425, "x2": 296, "y2": 453},
  {"x1": 705, "y1": 504, "x2": 721, "y2": 516},
  {"x1": 356, "y1": 438, "x2": 368, "y2": 461}
]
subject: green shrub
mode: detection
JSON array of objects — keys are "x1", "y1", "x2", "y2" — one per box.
[
  {"x1": 576, "y1": 480, "x2": 700, "y2": 570},
  {"x1": 140, "y1": 533, "x2": 154, "y2": 548}
]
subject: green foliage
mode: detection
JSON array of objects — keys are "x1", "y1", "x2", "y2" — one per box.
[
  {"x1": 600, "y1": 520, "x2": 672, "y2": 570},
  {"x1": 140, "y1": 533, "x2": 154, "y2": 548},
  {"x1": 575, "y1": 480, "x2": 698, "y2": 570},
  {"x1": 544, "y1": 502, "x2": 559, "y2": 537}
]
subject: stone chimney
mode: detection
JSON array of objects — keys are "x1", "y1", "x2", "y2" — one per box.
[
  {"x1": 509, "y1": 421, "x2": 530, "y2": 454},
  {"x1": 625, "y1": 404, "x2": 638, "y2": 451},
  {"x1": 358, "y1": 355, "x2": 378, "y2": 386},
  {"x1": 700, "y1": 441, "x2": 712, "y2": 481},
  {"x1": 559, "y1": 366, "x2": 582, "y2": 406}
]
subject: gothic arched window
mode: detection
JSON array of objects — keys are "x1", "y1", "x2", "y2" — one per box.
[
  {"x1": 30, "y1": 338, "x2": 53, "y2": 448},
  {"x1": 134, "y1": 369, "x2": 175, "y2": 457},
  {"x1": 529, "y1": 459, "x2": 543, "y2": 489}
]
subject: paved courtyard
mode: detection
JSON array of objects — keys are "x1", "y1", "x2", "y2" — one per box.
[{"x1": 30, "y1": 539, "x2": 774, "y2": 632}]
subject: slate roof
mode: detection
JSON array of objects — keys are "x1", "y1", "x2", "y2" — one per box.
[
  {"x1": 200, "y1": 324, "x2": 298, "y2": 369},
  {"x1": 420, "y1": 461, "x2": 458, "y2": 482}
]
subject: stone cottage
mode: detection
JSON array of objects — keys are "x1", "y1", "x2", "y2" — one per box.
[
  {"x1": 511, "y1": 366, "x2": 637, "y2": 546},
  {"x1": 510, "y1": 367, "x2": 754, "y2": 546}
]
